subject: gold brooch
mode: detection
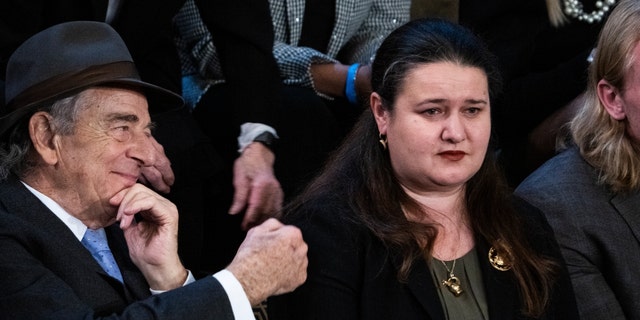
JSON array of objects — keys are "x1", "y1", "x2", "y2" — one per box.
[{"x1": 488, "y1": 246, "x2": 512, "y2": 271}]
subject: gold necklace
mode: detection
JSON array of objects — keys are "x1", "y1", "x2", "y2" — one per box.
[{"x1": 440, "y1": 259, "x2": 464, "y2": 297}]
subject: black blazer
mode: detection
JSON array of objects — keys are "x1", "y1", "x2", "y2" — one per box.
[
  {"x1": 268, "y1": 193, "x2": 579, "y2": 319},
  {"x1": 0, "y1": 176, "x2": 235, "y2": 319}
]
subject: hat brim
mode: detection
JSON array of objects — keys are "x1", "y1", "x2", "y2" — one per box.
[{"x1": 0, "y1": 75, "x2": 183, "y2": 139}]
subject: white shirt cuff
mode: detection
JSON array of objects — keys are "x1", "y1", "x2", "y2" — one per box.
[
  {"x1": 213, "y1": 269, "x2": 256, "y2": 320},
  {"x1": 149, "y1": 270, "x2": 196, "y2": 295},
  {"x1": 237, "y1": 122, "x2": 278, "y2": 153}
]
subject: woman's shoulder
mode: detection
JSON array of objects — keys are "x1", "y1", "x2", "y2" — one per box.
[{"x1": 284, "y1": 191, "x2": 365, "y2": 235}]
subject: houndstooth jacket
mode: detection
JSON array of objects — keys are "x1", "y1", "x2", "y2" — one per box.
[{"x1": 175, "y1": 0, "x2": 410, "y2": 95}]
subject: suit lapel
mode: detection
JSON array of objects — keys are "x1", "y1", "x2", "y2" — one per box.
[
  {"x1": 388, "y1": 240, "x2": 521, "y2": 319},
  {"x1": 0, "y1": 177, "x2": 148, "y2": 303},
  {"x1": 391, "y1": 252, "x2": 445, "y2": 319},
  {"x1": 476, "y1": 239, "x2": 519, "y2": 320},
  {"x1": 610, "y1": 192, "x2": 640, "y2": 243},
  {"x1": 0, "y1": 177, "x2": 91, "y2": 259}
]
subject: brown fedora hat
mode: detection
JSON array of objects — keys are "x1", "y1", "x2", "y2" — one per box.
[{"x1": 0, "y1": 20, "x2": 183, "y2": 137}]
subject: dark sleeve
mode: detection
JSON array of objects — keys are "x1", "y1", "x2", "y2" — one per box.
[
  {"x1": 194, "y1": 0, "x2": 282, "y2": 129},
  {"x1": 0, "y1": 213, "x2": 236, "y2": 319}
]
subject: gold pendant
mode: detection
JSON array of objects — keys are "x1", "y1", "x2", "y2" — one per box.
[{"x1": 442, "y1": 275, "x2": 464, "y2": 297}]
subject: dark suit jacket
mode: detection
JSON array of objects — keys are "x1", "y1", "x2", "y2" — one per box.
[
  {"x1": 516, "y1": 146, "x2": 640, "y2": 320},
  {"x1": 0, "y1": 176, "x2": 235, "y2": 319},
  {"x1": 268, "y1": 191, "x2": 578, "y2": 319}
]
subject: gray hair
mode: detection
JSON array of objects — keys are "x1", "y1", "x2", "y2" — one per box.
[{"x1": 0, "y1": 90, "x2": 90, "y2": 180}]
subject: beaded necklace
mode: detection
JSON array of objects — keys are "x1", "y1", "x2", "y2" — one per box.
[{"x1": 563, "y1": 0, "x2": 616, "y2": 23}]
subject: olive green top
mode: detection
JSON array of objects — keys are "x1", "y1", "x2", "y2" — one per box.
[{"x1": 431, "y1": 249, "x2": 489, "y2": 320}]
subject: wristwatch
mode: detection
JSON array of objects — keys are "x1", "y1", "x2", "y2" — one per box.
[{"x1": 252, "y1": 131, "x2": 278, "y2": 151}]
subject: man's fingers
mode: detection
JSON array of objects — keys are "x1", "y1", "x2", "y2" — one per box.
[
  {"x1": 140, "y1": 167, "x2": 171, "y2": 194},
  {"x1": 138, "y1": 136, "x2": 174, "y2": 193},
  {"x1": 241, "y1": 177, "x2": 283, "y2": 229},
  {"x1": 230, "y1": 176, "x2": 249, "y2": 215}
]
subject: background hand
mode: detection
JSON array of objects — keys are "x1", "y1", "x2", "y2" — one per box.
[
  {"x1": 229, "y1": 142, "x2": 284, "y2": 230},
  {"x1": 138, "y1": 136, "x2": 175, "y2": 194}
]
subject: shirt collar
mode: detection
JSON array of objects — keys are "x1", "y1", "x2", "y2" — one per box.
[{"x1": 21, "y1": 181, "x2": 88, "y2": 241}]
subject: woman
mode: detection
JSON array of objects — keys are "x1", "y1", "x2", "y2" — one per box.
[{"x1": 267, "y1": 18, "x2": 578, "y2": 319}]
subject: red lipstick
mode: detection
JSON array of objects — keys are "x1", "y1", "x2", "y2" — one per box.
[{"x1": 439, "y1": 151, "x2": 465, "y2": 161}]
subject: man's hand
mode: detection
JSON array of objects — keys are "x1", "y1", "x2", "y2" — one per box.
[
  {"x1": 138, "y1": 137, "x2": 175, "y2": 194},
  {"x1": 111, "y1": 183, "x2": 187, "y2": 291},
  {"x1": 226, "y1": 218, "x2": 308, "y2": 306},
  {"x1": 229, "y1": 142, "x2": 284, "y2": 230}
]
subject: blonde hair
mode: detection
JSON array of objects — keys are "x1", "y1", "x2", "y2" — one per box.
[
  {"x1": 546, "y1": 0, "x2": 569, "y2": 27},
  {"x1": 570, "y1": 0, "x2": 640, "y2": 192}
]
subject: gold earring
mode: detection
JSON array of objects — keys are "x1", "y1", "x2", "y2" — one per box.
[{"x1": 379, "y1": 133, "x2": 387, "y2": 150}]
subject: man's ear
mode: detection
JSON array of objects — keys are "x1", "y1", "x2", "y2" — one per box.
[
  {"x1": 28, "y1": 111, "x2": 59, "y2": 165},
  {"x1": 598, "y1": 79, "x2": 626, "y2": 120}
]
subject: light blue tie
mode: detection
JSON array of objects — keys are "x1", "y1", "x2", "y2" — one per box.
[{"x1": 82, "y1": 228, "x2": 124, "y2": 283}]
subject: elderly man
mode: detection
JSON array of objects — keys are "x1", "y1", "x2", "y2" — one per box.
[{"x1": 0, "y1": 21, "x2": 307, "y2": 319}]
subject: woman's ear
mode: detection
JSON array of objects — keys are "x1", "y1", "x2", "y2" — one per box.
[
  {"x1": 370, "y1": 92, "x2": 389, "y2": 134},
  {"x1": 598, "y1": 79, "x2": 626, "y2": 120},
  {"x1": 29, "y1": 111, "x2": 59, "y2": 165}
]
